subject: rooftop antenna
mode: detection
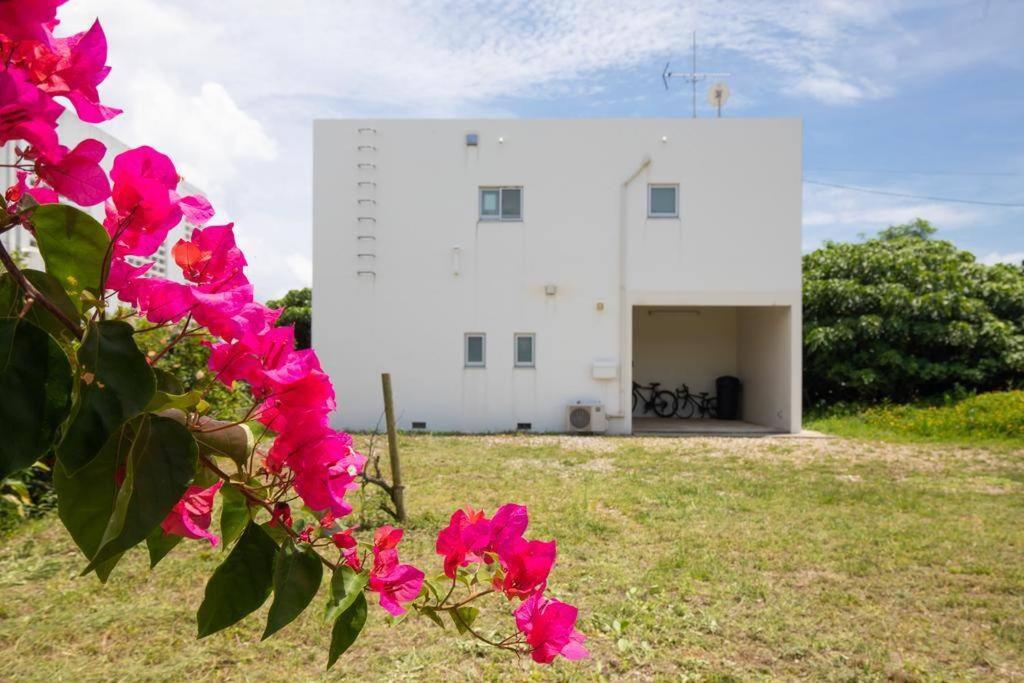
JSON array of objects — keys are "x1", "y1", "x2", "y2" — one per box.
[{"x1": 662, "y1": 32, "x2": 730, "y2": 118}]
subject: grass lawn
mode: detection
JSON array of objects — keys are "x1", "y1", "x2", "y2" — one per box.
[{"x1": 1, "y1": 433, "x2": 1023, "y2": 681}]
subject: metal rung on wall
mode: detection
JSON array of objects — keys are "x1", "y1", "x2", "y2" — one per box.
[
  {"x1": 357, "y1": 127, "x2": 377, "y2": 133},
  {"x1": 357, "y1": 162, "x2": 376, "y2": 169},
  {"x1": 357, "y1": 198, "x2": 377, "y2": 205},
  {"x1": 357, "y1": 145, "x2": 377, "y2": 151},
  {"x1": 357, "y1": 216, "x2": 377, "y2": 223},
  {"x1": 357, "y1": 235, "x2": 376, "y2": 240},
  {"x1": 357, "y1": 253, "x2": 376, "y2": 258},
  {"x1": 357, "y1": 181, "x2": 376, "y2": 188}
]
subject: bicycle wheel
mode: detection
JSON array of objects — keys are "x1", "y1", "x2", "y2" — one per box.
[
  {"x1": 632, "y1": 392, "x2": 638, "y2": 415},
  {"x1": 705, "y1": 398, "x2": 718, "y2": 419},
  {"x1": 653, "y1": 391, "x2": 677, "y2": 418},
  {"x1": 676, "y1": 396, "x2": 695, "y2": 419}
]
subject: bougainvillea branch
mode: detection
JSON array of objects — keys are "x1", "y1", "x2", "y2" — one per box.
[{"x1": 0, "y1": 0, "x2": 585, "y2": 670}]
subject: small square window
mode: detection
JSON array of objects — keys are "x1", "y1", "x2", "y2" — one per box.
[
  {"x1": 648, "y1": 184, "x2": 679, "y2": 218},
  {"x1": 465, "y1": 333, "x2": 486, "y2": 367},
  {"x1": 514, "y1": 333, "x2": 535, "y2": 367},
  {"x1": 479, "y1": 186, "x2": 523, "y2": 221}
]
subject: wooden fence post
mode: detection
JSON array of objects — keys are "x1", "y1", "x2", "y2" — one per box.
[{"x1": 381, "y1": 372, "x2": 406, "y2": 522}]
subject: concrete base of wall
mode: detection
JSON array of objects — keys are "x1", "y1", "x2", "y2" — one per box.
[{"x1": 633, "y1": 417, "x2": 783, "y2": 435}]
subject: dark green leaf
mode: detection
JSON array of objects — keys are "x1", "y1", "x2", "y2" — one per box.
[
  {"x1": 152, "y1": 367, "x2": 185, "y2": 395},
  {"x1": 197, "y1": 522, "x2": 277, "y2": 638},
  {"x1": 262, "y1": 540, "x2": 323, "y2": 640},
  {"x1": 54, "y1": 425, "x2": 127, "y2": 576},
  {"x1": 57, "y1": 320, "x2": 156, "y2": 474},
  {"x1": 324, "y1": 565, "x2": 369, "y2": 623},
  {"x1": 451, "y1": 606, "x2": 480, "y2": 635},
  {"x1": 82, "y1": 415, "x2": 198, "y2": 575},
  {"x1": 0, "y1": 318, "x2": 71, "y2": 478},
  {"x1": 219, "y1": 483, "x2": 250, "y2": 548},
  {"x1": 31, "y1": 204, "x2": 110, "y2": 307},
  {"x1": 146, "y1": 527, "x2": 183, "y2": 568},
  {"x1": 0, "y1": 270, "x2": 80, "y2": 343},
  {"x1": 327, "y1": 592, "x2": 367, "y2": 670}
]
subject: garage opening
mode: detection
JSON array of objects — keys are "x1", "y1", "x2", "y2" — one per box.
[{"x1": 631, "y1": 305, "x2": 795, "y2": 435}]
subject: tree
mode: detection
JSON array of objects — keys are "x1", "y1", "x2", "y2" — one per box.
[
  {"x1": 803, "y1": 220, "x2": 1024, "y2": 404},
  {"x1": 267, "y1": 287, "x2": 311, "y2": 349},
  {"x1": 0, "y1": 2, "x2": 585, "y2": 669}
]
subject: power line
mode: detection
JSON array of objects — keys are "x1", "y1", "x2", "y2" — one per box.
[
  {"x1": 805, "y1": 166, "x2": 1022, "y2": 178},
  {"x1": 802, "y1": 179, "x2": 1024, "y2": 208}
]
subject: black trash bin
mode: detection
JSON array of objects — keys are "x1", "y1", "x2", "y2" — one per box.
[{"x1": 715, "y1": 376, "x2": 741, "y2": 420}]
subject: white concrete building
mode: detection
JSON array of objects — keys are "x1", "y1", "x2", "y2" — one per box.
[
  {"x1": 314, "y1": 118, "x2": 802, "y2": 434},
  {"x1": 1, "y1": 114, "x2": 200, "y2": 282}
]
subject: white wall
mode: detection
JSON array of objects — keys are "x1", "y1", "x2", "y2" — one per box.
[
  {"x1": 313, "y1": 118, "x2": 802, "y2": 433},
  {"x1": 736, "y1": 306, "x2": 799, "y2": 432},
  {"x1": 632, "y1": 306, "x2": 737, "y2": 397}
]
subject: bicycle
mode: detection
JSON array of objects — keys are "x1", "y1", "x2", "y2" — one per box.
[
  {"x1": 631, "y1": 381, "x2": 677, "y2": 418},
  {"x1": 674, "y1": 383, "x2": 717, "y2": 419}
]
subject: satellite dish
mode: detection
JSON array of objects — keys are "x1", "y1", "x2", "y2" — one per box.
[{"x1": 707, "y1": 82, "x2": 730, "y2": 113}]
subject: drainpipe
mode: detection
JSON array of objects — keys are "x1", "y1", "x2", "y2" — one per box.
[{"x1": 607, "y1": 156, "x2": 651, "y2": 419}]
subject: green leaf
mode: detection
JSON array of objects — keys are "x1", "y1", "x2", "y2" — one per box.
[
  {"x1": 54, "y1": 425, "x2": 124, "y2": 564},
  {"x1": 146, "y1": 527, "x2": 183, "y2": 568},
  {"x1": 219, "y1": 483, "x2": 250, "y2": 548},
  {"x1": 0, "y1": 270, "x2": 80, "y2": 343},
  {"x1": 82, "y1": 415, "x2": 198, "y2": 576},
  {"x1": 152, "y1": 367, "x2": 185, "y2": 395},
  {"x1": 145, "y1": 388, "x2": 202, "y2": 413},
  {"x1": 197, "y1": 522, "x2": 277, "y2": 638},
  {"x1": 0, "y1": 318, "x2": 71, "y2": 479},
  {"x1": 193, "y1": 420, "x2": 253, "y2": 466},
  {"x1": 450, "y1": 606, "x2": 480, "y2": 635},
  {"x1": 324, "y1": 565, "x2": 369, "y2": 623},
  {"x1": 327, "y1": 592, "x2": 367, "y2": 670},
  {"x1": 57, "y1": 320, "x2": 156, "y2": 474},
  {"x1": 262, "y1": 540, "x2": 323, "y2": 640},
  {"x1": 418, "y1": 605, "x2": 446, "y2": 630},
  {"x1": 31, "y1": 204, "x2": 110, "y2": 308}
]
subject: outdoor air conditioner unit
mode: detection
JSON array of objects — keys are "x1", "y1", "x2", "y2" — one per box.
[{"x1": 565, "y1": 402, "x2": 607, "y2": 434}]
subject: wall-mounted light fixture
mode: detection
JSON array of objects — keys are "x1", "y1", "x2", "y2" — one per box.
[
  {"x1": 544, "y1": 284, "x2": 557, "y2": 296},
  {"x1": 451, "y1": 246, "x2": 462, "y2": 276}
]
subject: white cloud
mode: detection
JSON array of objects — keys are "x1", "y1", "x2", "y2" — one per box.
[
  {"x1": 978, "y1": 251, "x2": 1024, "y2": 266},
  {"x1": 286, "y1": 254, "x2": 313, "y2": 288}
]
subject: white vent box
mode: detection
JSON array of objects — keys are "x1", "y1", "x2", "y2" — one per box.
[{"x1": 591, "y1": 360, "x2": 618, "y2": 380}]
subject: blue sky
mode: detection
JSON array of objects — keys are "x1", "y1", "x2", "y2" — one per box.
[{"x1": 66, "y1": 0, "x2": 1024, "y2": 298}]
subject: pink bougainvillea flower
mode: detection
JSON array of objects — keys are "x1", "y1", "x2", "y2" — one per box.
[
  {"x1": 35, "y1": 137, "x2": 110, "y2": 205},
  {"x1": 264, "y1": 425, "x2": 364, "y2": 518},
  {"x1": 0, "y1": 67, "x2": 63, "y2": 159},
  {"x1": 269, "y1": 502, "x2": 293, "y2": 529},
  {"x1": 368, "y1": 526, "x2": 425, "y2": 616},
  {"x1": 171, "y1": 223, "x2": 247, "y2": 288},
  {"x1": 104, "y1": 146, "x2": 211, "y2": 257},
  {"x1": 436, "y1": 507, "x2": 492, "y2": 578},
  {"x1": 332, "y1": 528, "x2": 362, "y2": 571},
  {"x1": 487, "y1": 503, "x2": 529, "y2": 557},
  {"x1": 514, "y1": 592, "x2": 588, "y2": 664},
  {"x1": 5, "y1": 169, "x2": 58, "y2": 207},
  {"x1": 497, "y1": 537, "x2": 557, "y2": 599},
  {"x1": 0, "y1": 0, "x2": 65, "y2": 43},
  {"x1": 44, "y1": 19, "x2": 121, "y2": 124},
  {"x1": 160, "y1": 481, "x2": 223, "y2": 546}
]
